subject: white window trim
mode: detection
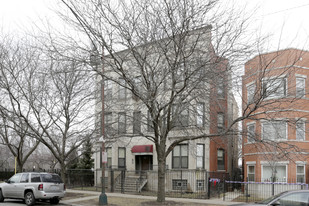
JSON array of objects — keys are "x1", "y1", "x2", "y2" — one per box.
[
  {"x1": 296, "y1": 164, "x2": 306, "y2": 183},
  {"x1": 261, "y1": 120, "x2": 288, "y2": 141},
  {"x1": 295, "y1": 74, "x2": 307, "y2": 78},
  {"x1": 247, "y1": 122, "x2": 256, "y2": 143},
  {"x1": 246, "y1": 161, "x2": 256, "y2": 165},
  {"x1": 296, "y1": 120, "x2": 306, "y2": 141},
  {"x1": 296, "y1": 77, "x2": 306, "y2": 98},
  {"x1": 262, "y1": 76, "x2": 287, "y2": 100},
  {"x1": 247, "y1": 164, "x2": 255, "y2": 181},
  {"x1": 261, "y1": 164, "x2": 288, "y2": 183}
]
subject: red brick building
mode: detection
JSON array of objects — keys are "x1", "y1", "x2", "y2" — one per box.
[{"x1": 242, "y1": 48, "x2": 309, "y2": 183}]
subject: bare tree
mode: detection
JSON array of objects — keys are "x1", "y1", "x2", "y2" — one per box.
[
  {"x1": 0, "y1": 35, "x2": 96, "y2": 181},
  {"x1": 54, "y1": 0, "x2": 257, "y2": 202}
]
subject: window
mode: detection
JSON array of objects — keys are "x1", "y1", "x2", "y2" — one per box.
[
  {"x1": 20, "y1": 173, "x2": 29, "y2": 183},
  {"x1": 296, "y1": 121, "x2": 305, "y2": 141},
  {"x1": 172, "y1": 144, "x2": 188, "y2": 169},
  {"x1": 30, "y1": 174, "x2": 41, "y2": 183},
  {"x1": 262, "y1": 165, "x2": 287, "y2": 182},
  {"x1": 133, "y1": 111, "x2": 141, "y2": 134},
  {"x1": 104, "y1": 79, "x2": 112, "y2": 100},
  {"x1": 263, "y1": 77, "x2": 286, "y2": 99},
  {"x1": 118, "y1": 147, "x2": 126, "y2": 169},
  {"x1": 196, "y1": 144, "x2": 205, "y2": 169},
  {"x1": 104, "y1": 112, "x2": 112, "y2": 136},
  {"x1": 247, "y1": 165, "x2": 255, "y2": 181},
  {"x1": 118, "y1": 112, "x2": 126, "y2": 134},
  {"x1": 247, "y1": 123, "x2": 255, "y2": 143},
  {"x1": 172, "y1": 104, "x2": 189, "y2": 127},
  {"x1": 247, "y1": 83, "x2": 255, "y2": 103},
  {"x1": 172, "y1": 179, "x2": 187, "y2": 190},
  {"x1": 9, "y1": 173, "x2": 21, "y2": 183},
  {"x1": 296, "y1": 77, "x2": 305, "y2": 98},
  {"x1": 217, "y1": 149, "x2": 225, "y2": 170},
  {"x1": 217, "y1": 113, "x2": 224, "y2": 133},
  {"x1": 106, "y1": 147, "x2": 112, "y2": 168},
  {"x1": 147, "y1": 111, "x2": 154, "y2": 132},
  {"x1": 118, "y1": 78, "x2": 127, "y2": 100},
  {"x1": 297, "y1": 165, "x2": 305, "y2": 183},
  {"x1": 276, "y1": 192, "x2": 309, "y2": 206},
  {"x1": 196, "y1": 180, "x2": 205, "y2": 191},
  {"x1": 262, "y1": 120, "x2": 287, "y2": 140},
  {"x1": 217, "y1": 78, "x2": 225, "y2": 98},
  {"x1": 133, "y1": 76, "x2": 142, "y2": 100},
  {"x1": 197, "y1": 102, "x2": 205, "y2": 127}
]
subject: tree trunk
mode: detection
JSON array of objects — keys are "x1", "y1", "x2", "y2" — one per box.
[
  {"x1": 60, "y1": 162, "x2": 66, "y2": 184},
  {"x1": 157, "y1": 152, "x2": 166, "y2": 202}
]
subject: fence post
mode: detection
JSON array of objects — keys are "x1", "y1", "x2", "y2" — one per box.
[
  {"x1": 223, "y1": 178, "x2": 225, "y2": 201},
  {"x1": 245, "y1": 177, "x2": 249, "y2": 203},
  {"x1": 208, "y1": 177, "x2": 211, "y2": 199},
  {"x1": 121, "y1": 170, "x2": 125, "y2": 194},
  {"x1": 180, "y1": 170, "x2": 183, "y2": 197},
  {"x1": 272, "y1": 176, "x2": 275, "y2": 196},
  {"x1": 111, "y1": 170, "x2": 114, "y2": 192}
]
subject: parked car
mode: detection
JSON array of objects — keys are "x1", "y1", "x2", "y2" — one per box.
[
  {"x1": 0, "y1": 172, "x2": 66, "y2": 206},
  {"x1": 230, "y1": 190, "x2": 309, "y2": 206}
]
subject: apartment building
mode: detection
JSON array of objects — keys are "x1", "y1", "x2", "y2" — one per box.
[
  {"x1": 242, "y1": 48, "x2": 309, "y2": 183},
  {"x1": 93, "y1": 26, "x2": 239, "y2": 189}
]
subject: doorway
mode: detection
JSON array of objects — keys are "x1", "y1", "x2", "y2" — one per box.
[{"x1": 135, "y1": 155, "x2": 153, "y2": 171}]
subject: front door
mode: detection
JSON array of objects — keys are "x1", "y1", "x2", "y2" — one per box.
[{"x1": 135, "y1": 155, "x2": 153, "y2": 171}]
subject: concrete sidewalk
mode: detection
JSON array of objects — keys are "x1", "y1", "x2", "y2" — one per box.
[{"x1": 62, "y1": 189, "x2": 241, "y2": 206}]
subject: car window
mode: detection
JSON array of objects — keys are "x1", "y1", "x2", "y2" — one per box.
[
  {"x1": 9, "y1": 173, "x2": 22, "y2": 183},
  {"x1": 41, "y1": 174, "x2": 63, "y2": 183},
  {"x1": 20, "y1": 173, "x2": 29, "y2": 183},
  {"x1": 277, "y1": 192, "x2": 309, "y2": 206},
  {"x1": 31, "y1": 174, "x2": 41, "y2": 182},
  {"x1": 259, "y1": 191, "x2": 288, "y2": 204}
]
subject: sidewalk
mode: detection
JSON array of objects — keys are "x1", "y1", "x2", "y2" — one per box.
[{"x1": 62, "y1": 189, "x2": 241, "y2": 206}]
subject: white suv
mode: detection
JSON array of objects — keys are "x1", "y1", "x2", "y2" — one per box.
[{"x1": 0, "y1": 172, "x2": 66, "y2": 206}]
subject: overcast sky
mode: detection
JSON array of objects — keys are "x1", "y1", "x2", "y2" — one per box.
[{"x1": 0, "y1": 0, "x2": 309, "y2": 51}]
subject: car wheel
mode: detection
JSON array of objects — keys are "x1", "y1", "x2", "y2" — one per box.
[
  {"x1": 0, "y1": 189, "x2": 4, "y2": 202},
  {"x1": 24, "y1": 191, "x2": 35, "y2": 206},
  {"x1": 50, "y1": 198, "x2": 60, "y2": 204}
]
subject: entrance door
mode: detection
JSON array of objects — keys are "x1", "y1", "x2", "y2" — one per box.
[{"x1": 135, "y1": 155, "x2": 153, "y2": 171}]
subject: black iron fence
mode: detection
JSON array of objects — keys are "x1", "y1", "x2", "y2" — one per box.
[
  {"x1": 93, "y1": 169, "x2": 229, "y2": 199},
  {"x1": 223, "y1": 178, "x2": 309, "y2": 203}
]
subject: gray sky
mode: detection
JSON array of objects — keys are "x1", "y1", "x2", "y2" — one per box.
[{"x1": 0, "y1": 0, "x2": 309, "y2": 50}]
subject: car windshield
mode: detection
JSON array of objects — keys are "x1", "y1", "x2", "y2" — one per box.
[
  {"x1": 40, "y1": 174, "x2": 63, "y2": 183},
  {"x1": 258, "y1": 191, "x2": 289, "y2": 204}
]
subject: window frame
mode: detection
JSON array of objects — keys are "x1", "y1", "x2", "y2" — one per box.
[
  {"x1": 217, "y1": 149, "x2": 225, "y2": 171},
  {"x1": 196, "y1": 144, "x2": 205, "y2": 169},
  {"x1": 118, "y1": 78, "x2": 127, "y2": 100},
  {"x1": 247, "y1": 123, "x2": 256, "y2": 143},
  {"x1": 217, "y1": 113, "x2": 225, "y2": 133},
  {"x1": 261, "y1": 164, "x2": 287, "y2": 183},
  {"x1": 118, "y1": 147, "x2": 126, "y2": 169},
  {"x1": 296, "y1": 164, "x2": 305, "y2": 183},
  {"x1": 106, "y1": 147, "x2": 112, "y2": 169},
  {"x1": 104, "y1": 79, "x2": 112, "y2": 100},
  {"x1": 296, "y1": 120, "x2": 305, "y2": 141},
  {"x1": 247, "y1": 83, "x2": 256, "y2": 103},
  {"x1": 262, "y1": 77, "x2": 287, "y2": 99},
  {"x1": 172, "y1": 144, "x2": 188, "y2": 169},
  {"x1": 118, "y1": 112, "x2": 126, "y2": 134},
  {"x1": 296, "y1": 77, "x2": 305, "y2": 98},
  {"x1": 261, "y1": 120, "x2": 287, "y2": 141},
  {"x1": 247, "y1": 165, "x2": 255, "y2": 182},
  {"x1": 133, "y1": 111, "x2": 142, "y2": 134},
  {"x1": 196, "y1": 102, "x2": 205, "y2": 127}
]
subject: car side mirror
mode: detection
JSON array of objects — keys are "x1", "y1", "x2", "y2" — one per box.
[
  {"x1": 5, "y1": 179, "x2": 10, "y2": 183},
  {"x1": 271, "y1": 201, "x2": 280, "y2": 206}
]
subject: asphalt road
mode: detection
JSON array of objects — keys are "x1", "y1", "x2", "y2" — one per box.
[{"x1": 0, "y1": 199, "x2": 67, "y2": 206}]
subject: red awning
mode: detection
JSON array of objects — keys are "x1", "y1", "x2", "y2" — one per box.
[{"x1": 131, "y1": 145, "x2": 153, "y2": 153}]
